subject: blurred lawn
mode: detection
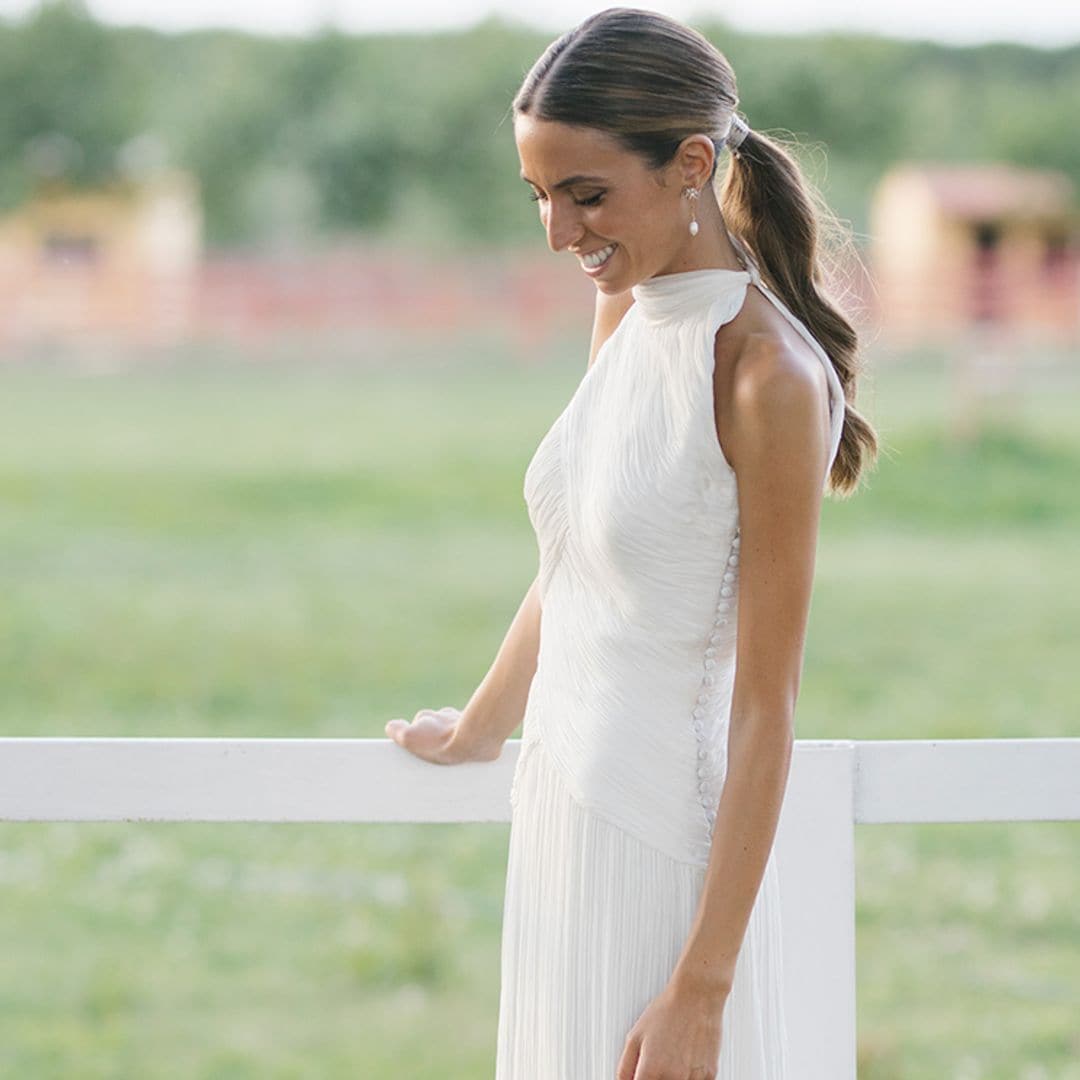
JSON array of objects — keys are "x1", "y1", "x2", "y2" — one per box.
[{"x1": 0, "y1": 342, "x2": 1077, "y2": 1078}]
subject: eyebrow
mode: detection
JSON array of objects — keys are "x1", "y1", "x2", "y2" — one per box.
[{"x1": 519, "y1": 173, "x2": 607, "y2": 190}]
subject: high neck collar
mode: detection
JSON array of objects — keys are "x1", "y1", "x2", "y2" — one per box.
[
  {"x1": 631, "y1": 266, "x2": 752, "y2": 325},
  {"x1": 630, "y1": 230, "x2": 761, "y2": 326}
]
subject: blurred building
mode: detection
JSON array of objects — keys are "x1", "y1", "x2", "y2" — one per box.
[
  {"x1": 193, "y1": 242, "x2": 598, "y2": 359},
  {"x1": 869, "y1": 162, "x2": 1080, "y2": 348},
  {"x1": 0, "y1": 166, "x2": 595, "y2": 360},
  {"x1": 0, "y1": 170, "x2": 202, "y2": 352}
]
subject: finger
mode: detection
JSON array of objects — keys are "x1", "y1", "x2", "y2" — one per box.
[
  {"x1": 386, "y1": 719, "x2": 407, "y2": 740},
  {"x1": 615, "y1": 1034, "x2": 641, "y2": 1080}
]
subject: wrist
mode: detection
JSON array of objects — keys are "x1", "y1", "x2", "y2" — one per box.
[
  {"x1": 669, "y1": 963, "x2": 733, "y2": 1005},
  {"x1": 447, "y1": 718, "x2": 504, "y2": 763}
]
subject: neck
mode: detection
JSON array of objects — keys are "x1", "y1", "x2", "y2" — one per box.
[{"x1": 657, "y1": 196, "x2": 746, "y2": 276}]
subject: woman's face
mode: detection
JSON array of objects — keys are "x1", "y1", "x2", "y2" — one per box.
[{"x1": 514, "y1": 114, "x2": 688, "y2": 293}]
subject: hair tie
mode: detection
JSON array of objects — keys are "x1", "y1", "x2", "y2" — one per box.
[{"x1": 726, "y1": 114, "x2": 750, "y2": 156}]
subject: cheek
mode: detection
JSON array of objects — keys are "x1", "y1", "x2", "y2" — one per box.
[
  {"x1": 599, "y1": 199, "x2": 641, "y2": 236},
  {"x1": 589, "y1": 206, "x2": 621, "y2": 240}
]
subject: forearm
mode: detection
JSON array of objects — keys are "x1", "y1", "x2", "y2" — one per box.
[
  {"x1": 670, "y1": 713, "x2": 794, "y2": 999},
  {"x1": 452, "y1": 575, "x2": 543, "y2": 755}
]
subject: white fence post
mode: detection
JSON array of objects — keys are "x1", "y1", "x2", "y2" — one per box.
[{"x1": 776, "y1": 741, "x2": 857, "y2": 1080}]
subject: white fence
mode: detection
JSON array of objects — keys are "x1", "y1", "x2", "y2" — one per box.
[{"x1": 1, "y1": 736, "x2": 1078, "y2": 1078}]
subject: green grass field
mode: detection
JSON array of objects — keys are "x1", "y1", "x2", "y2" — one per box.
[{"x1": 0, "y1": 342, "x2": 1077, "y2": 1078}]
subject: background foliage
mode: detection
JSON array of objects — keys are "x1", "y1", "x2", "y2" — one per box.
[{"x1": 2, "y1": 0, "x2": 1079, "y2": 248}]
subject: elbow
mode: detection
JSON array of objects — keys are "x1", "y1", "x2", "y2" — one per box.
[{"x1": 730, "y1": 706, "x2": 796, "y2": 747}]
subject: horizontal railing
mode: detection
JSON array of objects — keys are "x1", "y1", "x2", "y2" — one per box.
[{"x1": 2, "y1": 736, "x2": 1077, "y2": 1079}]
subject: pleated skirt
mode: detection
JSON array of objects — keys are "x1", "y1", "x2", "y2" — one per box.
[{"x1": 495, "y1": 734, "x2": 788, "y2": 1080}]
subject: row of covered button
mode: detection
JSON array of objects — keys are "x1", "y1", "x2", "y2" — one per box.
[{"x1": 692, "y1": 528, "x2": 740, "y2": 831}]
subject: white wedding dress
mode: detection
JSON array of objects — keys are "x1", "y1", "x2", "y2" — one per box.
[{"x1": 495, "y1": 233, "x2": 846, "y2": 1079}]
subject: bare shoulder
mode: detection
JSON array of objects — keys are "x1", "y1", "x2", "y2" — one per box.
[
  {"x1": 587, "y1": 288, "x2": 635, "y2": 370},
  {"x1": 712, "y1": 287, "x2": 830, "y2": 475}
]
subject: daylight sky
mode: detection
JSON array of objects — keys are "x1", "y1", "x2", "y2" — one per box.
[{"x1": 1, "y1": 0, "x2": 1078, "y2": 47}]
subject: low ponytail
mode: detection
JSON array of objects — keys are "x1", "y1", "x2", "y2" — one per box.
[{"x1": 718, "y1": 122, "x2": 877, "y2": 496}]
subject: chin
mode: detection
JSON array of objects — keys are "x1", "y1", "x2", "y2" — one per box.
[{"x1": 595, "y1": 275, "x2": 624, "y2": 294}]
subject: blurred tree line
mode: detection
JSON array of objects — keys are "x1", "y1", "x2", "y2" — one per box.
[{"x1": 2, "y1": 0, "x2": 1078, "y2": 251}]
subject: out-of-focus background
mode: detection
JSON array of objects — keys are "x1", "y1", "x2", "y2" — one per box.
[{"x1": 0, "y1": 1, "x2": 1077, "y2": 1076}]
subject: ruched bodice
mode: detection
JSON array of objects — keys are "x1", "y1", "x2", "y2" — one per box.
[{"x1": 517, "y1": 239, "x2": 846, "y2": 867}]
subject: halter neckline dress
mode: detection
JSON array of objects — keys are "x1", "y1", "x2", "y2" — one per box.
[{"x1": 495, "y1": 232, "x2": 846, "y2": 1079}]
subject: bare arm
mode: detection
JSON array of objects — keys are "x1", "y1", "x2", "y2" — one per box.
[
  {"x1": 671, "y1": 336, "x2": 832, "y2": 998},
  {"x1": 387, "y1": 286, "x2": 634, "y2": 765},
  {"x1": 386, "y1": 573, "x2": 541, "y2": 763},
  {"x1": 440, "y1": 574, "x2": 543, "y2": 760}
]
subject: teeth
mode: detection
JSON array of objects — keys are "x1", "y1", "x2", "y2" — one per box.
[{"x1": 581, "y1": 243, "x2": 616, "y2": 269}]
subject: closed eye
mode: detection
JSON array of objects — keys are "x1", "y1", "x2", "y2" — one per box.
[{"x1": 528, "y1": 191, "x2": 606, "y2": 207}]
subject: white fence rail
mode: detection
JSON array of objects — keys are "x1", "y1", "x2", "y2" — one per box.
[{"x1": 2, "y1": 736, "x2": 1078, "y2": 1079}]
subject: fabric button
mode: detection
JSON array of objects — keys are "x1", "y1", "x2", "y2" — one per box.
[
  {"x1": 697, "y1": 765, "x2": 708, "y2": 779},
  {"x1": 732, "y1": 535, "x2": 740, "y2": 547},
  {"x1": 703, "y1": 657, "x2": 715, "y2": 670},
  {"x1": 720, "y1": 585, "x2": 733, "y2": 597},
  {"x1": 709, "y1": 633, "x2": 723, "y2": 645},
  {"x1": 723, "y1": 571, "x2": 736, "y2": 583},
  {"x1": 692, "y1": 706, "x2": 705, "y2": 718},
  {"x1": 704, "y1": 646, "x2": 717, "y2": 658},
  {"x1": 696, "y1": 691, "x2": 710, "y2": 705}
]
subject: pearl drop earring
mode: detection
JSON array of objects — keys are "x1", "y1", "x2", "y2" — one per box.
[{"x1": 684, "y1": 186, "x2": 700, "y2": 237}]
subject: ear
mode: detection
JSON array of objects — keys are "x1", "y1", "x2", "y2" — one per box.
[{"x1": 676, "y1": 133, "x2": 715, "y2": 191}]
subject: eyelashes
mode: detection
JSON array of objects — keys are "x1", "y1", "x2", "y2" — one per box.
[{"x1": 528, "y1": 192, "x2": 606, "y2": 207}]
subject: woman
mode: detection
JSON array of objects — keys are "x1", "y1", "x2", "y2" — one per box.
[{"x1": 386, "y1": 8, "x2": 878, "y2": 1078}]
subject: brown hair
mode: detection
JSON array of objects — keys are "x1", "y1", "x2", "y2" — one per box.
[{"x1": 513, "y1": 6, "x2": 877, "y2": 496}]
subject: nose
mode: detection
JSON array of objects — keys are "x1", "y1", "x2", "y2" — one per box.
[{"x1": 544, "y1": 200, "x2": 584, "y2": 254}]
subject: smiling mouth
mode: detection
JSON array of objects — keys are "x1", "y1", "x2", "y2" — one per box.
[{"x1": 578, "y1": 242, "x2": 617, "y2": 270}]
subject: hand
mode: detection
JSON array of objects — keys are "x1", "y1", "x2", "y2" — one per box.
[
  {"x1": 616, "y1": 979, "x2": 725, "y2": 1080},
  {"x1": 385, "y1": 706, "x2": 502, "y2": 765}
]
